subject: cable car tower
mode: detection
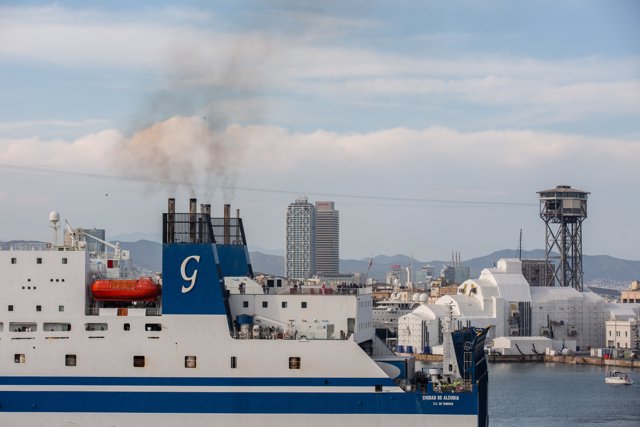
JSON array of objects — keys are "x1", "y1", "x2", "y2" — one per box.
[{"x1": 538, "y1": 185, "x2": 589, "y2": 291}]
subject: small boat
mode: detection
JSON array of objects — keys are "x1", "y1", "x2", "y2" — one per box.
[
  {"x1": 91, "y1": 277, "x2": 161, "y2": 301},
  {"x1": 605, "y1": 368, "x2": 633, "y2": 385}
]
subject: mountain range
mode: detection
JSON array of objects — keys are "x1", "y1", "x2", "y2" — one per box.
[{"x1": 116, "y1": 242, "x2": 639, "y2": 284}]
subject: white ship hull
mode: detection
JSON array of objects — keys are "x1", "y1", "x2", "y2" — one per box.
[{"x1": 2, "y1": 413, "x2": 478, "y2": 427}]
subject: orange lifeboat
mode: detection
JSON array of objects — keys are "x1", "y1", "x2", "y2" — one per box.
[{"x1": 91, "y1": 277, "x2": 161, "y2": 301}]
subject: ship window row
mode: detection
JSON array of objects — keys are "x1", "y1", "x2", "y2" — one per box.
[
  {"x1": 6, "y1": 322, "x2": 72, "y2": 332},
  {"x1": 14, "y1": 353, "x2": 77, "y2": 365},
  {"x1": 133, "y1": 355, "x2": 236, "y2": 369},
  {"x1": 14, "y1": 354, "x2": 276, "y2": 370},
  {"x1": 242, "y1": 301, "x2": 308, "y2": 309},
  {"x1": 9, "y1": 258, "x2": 68, "y2": 264},
  {"x1": 0, "y1": 321, "x2": 161, "y2": 334},
  {"x1": 5, "y1": 304, "x2": 65, "y2": 312}
]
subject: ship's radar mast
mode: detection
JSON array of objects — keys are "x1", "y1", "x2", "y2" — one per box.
[{"x1": 49, "y1": 210, "x2": 60, "y2": 246}]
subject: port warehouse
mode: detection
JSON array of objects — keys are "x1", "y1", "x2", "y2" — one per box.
[{"x1": 397, "y1": 259, "x2": 640, "y2": 356}]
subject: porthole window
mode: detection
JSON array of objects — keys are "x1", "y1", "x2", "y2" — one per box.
[
  {"x1": 133, "y1": 356, "x2": 145, "y2": 368},
  {"x1": 65, "y1": 354, "x2": 77, "y2": 367},
  {"x1": 289, "y1": 356, "x2": 301, "y2": 370},
  {"x1": 185, "y1": 356, "x2": 197, "y2": 368}
]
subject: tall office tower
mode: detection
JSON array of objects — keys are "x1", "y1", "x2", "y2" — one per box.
[
  {"x1": 285, "y1": 196, "x2": 317, "y2": 280},
  {"x1": 315, "y1": 201, "x2": 340, "y2": 275}
]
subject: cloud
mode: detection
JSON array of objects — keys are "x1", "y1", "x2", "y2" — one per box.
[
  {"x1": 1, "y1": 4, "x2": 637, "y2": 131},
  {"x1": 1, "y1": 118, "x2": 638, "y2": 188}
]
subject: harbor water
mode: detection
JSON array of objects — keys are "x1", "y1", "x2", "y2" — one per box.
[{"x1": 488, "y1": 362, "x2": 640, "y2": 426}]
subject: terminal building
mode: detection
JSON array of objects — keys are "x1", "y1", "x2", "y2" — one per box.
[{"x1": 397, "y1": 259, "x2": 616, "y2": 354}]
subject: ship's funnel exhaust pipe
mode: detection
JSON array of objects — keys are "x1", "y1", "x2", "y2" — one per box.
[
  {"x1": 190, "y1": 198, "x2": 197, "y2": 243},
  {"x1": 236, "y1": 208, "x2": 241, "y2": 244},
  {"x1": 167, "y1": 198, "x2": 175, "y2": 243},
  {"x1": 224, "y1": 204, "x2": 231, "y2": 245}
]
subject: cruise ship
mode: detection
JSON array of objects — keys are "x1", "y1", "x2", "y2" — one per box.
[{"x1": 0, "y1": 198, "x2": 490, "y2": 426}]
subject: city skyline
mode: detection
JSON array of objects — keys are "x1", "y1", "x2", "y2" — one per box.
[{"x1": 0, "y1": 1, "x2": 638, "y2": 262}]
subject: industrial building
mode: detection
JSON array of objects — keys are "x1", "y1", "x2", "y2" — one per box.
[{"x1": 398, "y1": 258, "x2": 610, "y2": 353}]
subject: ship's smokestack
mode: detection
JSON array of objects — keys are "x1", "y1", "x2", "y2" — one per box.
[
  {"x1": 224, "y1": 204, "x2": 231, "y2": 245},
  {"x1": 190, "y1": 198, "x2": 197, "y2": 243},
  {"x1": 167, "y1": 198, "x2": 175, "y2": 243}
]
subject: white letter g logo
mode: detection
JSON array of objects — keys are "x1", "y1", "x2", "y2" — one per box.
[{"x1": 180, "y1": 255, "x2": 200, "y2": 293}]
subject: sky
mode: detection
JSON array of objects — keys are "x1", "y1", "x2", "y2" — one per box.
[{"x1": 0, "y1": 1, "x2": 638, "y2": 262}]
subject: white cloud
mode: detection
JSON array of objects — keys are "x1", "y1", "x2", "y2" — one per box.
[{"x1": 1, "y1": 118, "x2": 638, "y2": 185}]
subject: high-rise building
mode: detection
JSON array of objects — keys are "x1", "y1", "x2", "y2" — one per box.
[
  {"x1": 285, "y1": 196, "x2": 316, "y2": 280},
  {"x1": 315, "y1": 201, "x2": 339, "y2": 275}
]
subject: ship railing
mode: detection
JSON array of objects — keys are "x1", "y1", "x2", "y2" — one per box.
[
  {"x1": 232, "y1": 331, "x2": 350, "y2": 341},
  {"x1": 280, "y1": 286, "x2": 370, "y2": 296},
  {"x1": 85, "y1": 306, "x2": 162, "y2": 316},
  {"x1": 430, "y1": 381, "x2": 472, "y2": 393}
]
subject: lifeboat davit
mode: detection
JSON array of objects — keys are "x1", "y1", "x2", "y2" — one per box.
[{"x1": 91, "y1": 277, "x2": 161, "y2": 301}]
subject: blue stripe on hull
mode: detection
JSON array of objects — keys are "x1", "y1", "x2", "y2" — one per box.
[
  {"x1": 0, "y1": 391, "x2": 478, "y2": 415},
  {"x1": 0, "y1": 376, "x2": 395, "y2": 387}
]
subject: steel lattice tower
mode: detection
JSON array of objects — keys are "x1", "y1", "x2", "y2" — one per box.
[{"x1": 538, "y1": 185, "x2": 590, "y2": 291}]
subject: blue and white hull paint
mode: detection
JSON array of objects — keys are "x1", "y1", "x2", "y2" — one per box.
[{"x1": 0, "y1": 199, "x2": 489, "y2": 426}]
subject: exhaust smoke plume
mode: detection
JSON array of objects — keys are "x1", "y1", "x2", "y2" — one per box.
[
  {"x1": 113, "y1": 3, "x2": 351, "y2": 200},
  {"x1": 114, "y1": 115, "x2": 243, "y2": 201}
]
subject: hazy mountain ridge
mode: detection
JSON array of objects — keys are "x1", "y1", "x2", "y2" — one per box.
[{"x1": 3, "y1": 240, "x2": 639, "y2": 283}]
